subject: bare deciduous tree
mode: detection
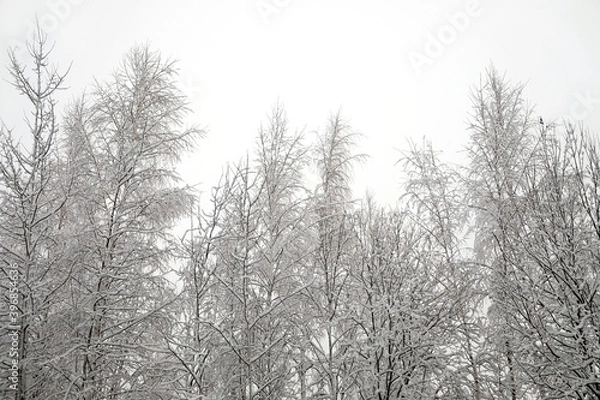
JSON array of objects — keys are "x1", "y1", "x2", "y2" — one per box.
[
  {"x1": 0, "y1": 28, "x2": 71, "y2": 400},
  {"x1": 58, "y1": 45, "x2": 201, "y2": 400}
]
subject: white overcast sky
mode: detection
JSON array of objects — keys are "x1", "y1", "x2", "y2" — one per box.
[{"x1": 1, "y1": 0, "x2": 599, "y2": 205}]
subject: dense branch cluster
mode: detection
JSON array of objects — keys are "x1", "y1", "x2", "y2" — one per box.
[{"x1": 0, "y1": 34, "x2": 599, "y2": 400}]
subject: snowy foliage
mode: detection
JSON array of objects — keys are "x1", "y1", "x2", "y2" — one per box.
[{"x1": 1, "y1": 35, "x2": 599, "y2": 400}]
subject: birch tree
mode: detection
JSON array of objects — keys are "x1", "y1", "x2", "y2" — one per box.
[
  {"x1": 252, "y1": 104, "x2": 311, "y2": 399},
  {"x1": 350, "y1": 201, "x2": 446, "y2": 400},
  {"x1": 0, "y1": 29, "x2": 71, "y2": 400},
  {"x1": 303, "y1": 112, "x2": 364, "y2": 400},
  {"x1": 58, "y1": 45, "x2": 201, "y2": 399},
  {"x1": 208, "y1": 158, "x2": 266, "y2": 399},
  {"x1": 168, "y1": 183, "x2": 229, "y2": 399},
  {"x1": 398, "y1": 142, "x2": 477, "y2": 399},
  {"x1": 501, "y1": 124, "x2": 600, "y2": 399},
  {"x1": 465, "y1": 66, "x2": 538, "y2": 400},
  {"x1": 191, "y1": 105, "x2": 312, "y2": 400}
]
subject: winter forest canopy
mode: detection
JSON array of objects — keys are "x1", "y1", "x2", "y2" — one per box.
[{"x1": 1, "y1": 30, "x2": 600, "y2": 400}]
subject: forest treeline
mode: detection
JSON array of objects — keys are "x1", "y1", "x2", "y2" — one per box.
[{"x1": 1, "y1": 33, "x2": 599, "y2": 400}]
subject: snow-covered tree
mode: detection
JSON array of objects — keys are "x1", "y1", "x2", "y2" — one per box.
[
  {"x1": 500, "y1": 124, "x2": 600, "y2": 399},
  {"x1": 57, "y1": 45, "x2": 201, "y2": 399},
  {"x1": 398, "y1": 141, "x2": 478, "y2": 399},
  {"x1": 0, "y1": 28, "x2": 71, "y2": 400},
  {"x1": 187, "y1": 104, "x2": 312, "y2": 400},
  {"x1": 168, "y1": 181, "x2": 229, "y2": 399},
  {"x1": 303, "y1": 112, "x2": 364, "y2": 400},
  {"x1": 465, "y1": 66, "x2": 538, "y2": 400}
]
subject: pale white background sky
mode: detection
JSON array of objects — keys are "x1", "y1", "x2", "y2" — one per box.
[{"x1": 1, "y1": 0, "x2": 599, "y2": 205}]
